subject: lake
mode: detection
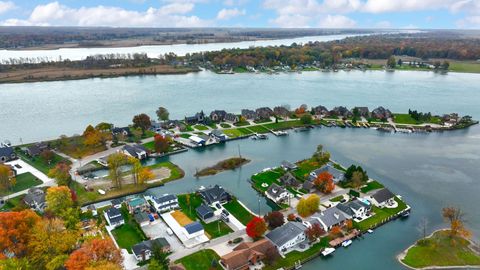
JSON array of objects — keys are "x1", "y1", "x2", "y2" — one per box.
[{"x1": 1, "y1": 69, "x2": 480, "y2": 269}]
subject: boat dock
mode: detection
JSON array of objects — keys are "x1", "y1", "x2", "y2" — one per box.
[{"x1": 329, "y1": 229, "x2": 360, "y2": 247}]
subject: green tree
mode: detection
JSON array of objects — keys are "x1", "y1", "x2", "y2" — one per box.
[
  {"x1": 132, "y1": 114, "x2": 151, "y2": 135},
  {"x1": 48, "y1": 163, "x2": 72, "y2": 187},
  {"x1": 156, "y1": 107, "x2": 169, "y2": 122},
  {"x1": 108, "y1": 153, "x2": 128, "y2": 189},
  {"x1": 300, "y1": 114, "x2": 313, "y2": 124},
  {"x1": 386, "y1": 56, "x2": 396, "y2": 68}
]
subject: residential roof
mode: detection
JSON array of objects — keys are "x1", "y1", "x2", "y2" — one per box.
[
  {"x1": 106, "y1": 207, "x2": 122, "y2": 218},
  {"x1": 312, "y1": 164, "x2": 345, "y2": 182},
  {"x1": 265, "y1": 222, "x2": 306, "y2": 247},
  {"x1": 23, "y1": 187, "x2": 45, "y2": 207},
  {"x1": 302, "y1": 180, "x2": 314, "y2": 191},
  {"x1": 134, "y1": 211, "x2": 150, "y2": 224},
  {"x1": 265, "y1": 183, "x2": 287, "y2": 200},
  {"x1": 0, "y1": 146, "x2": 14, "y2": 158},
  {"x1": 123, "y1": 144, "x2": 147, "y2": 156},
  {"x1": 314, "y1": 206, "x2": 348, "y2": 228},
  {"x1": 281, "y1": 160, "x2": 297, "y2": 170},
  {"x1": 112, "y1": 127, "x2": 131, "y2": 135},
  {"x1": 132, "y1": 238, "x2": 170, "y2": 258},
  {"x1": 222, "y1": 239, "x2": 275, "y2": 270},
  {"x1": 336, "y1": 199, "x2": 370, "y2": 217},
  {"x1": 184, "y1": 222, "x2": 203, "y2": 234},
  {"x1": 154, "y1": 194, "x2": 177, "y2": 205},
  {"x1": 279, "y1": 172, "x2": 300, "y2": 187},
  {"x1": 196, "y1": 204, "x2": 214, "y2": 218},
  {"x1": 199, "y1": 185, "x2": 231, "y2": 204},
  {"x1": 111, "y1": 198, "x2": 122, "y2": 206},
  {"x1": 372, "y1": 188, "x2": 395, "y2": 204},
  {"x1": 128, "y1": 197, "x2": 147, "y2": 208},
  {"x1": 26, "y1": 143, "x2": 48, "y2": 156}
]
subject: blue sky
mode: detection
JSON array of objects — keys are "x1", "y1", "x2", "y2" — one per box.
[{"x1": 0, "y1": 0, "x2": 478, "y2": 29}]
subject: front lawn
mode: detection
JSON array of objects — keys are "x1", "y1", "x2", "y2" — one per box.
[
  {"x1": 203, "y1": 220, "x2": 233, "y2": 238},
  {"x1": 263, "y1": 238, "x2": 329, "y2": 270},
  {"x1": 0, "y1": 172, "x2": 43, "y2": 196},
  {"x1": 402, "y1": 230, "x2": 480, "y2": 268},
  {"x1": 175, "y1": 249, "x2": 221, "y2": 270},
  {"x1": 393, "y1": 114, "x2": 442, "y2": 125},
  {"x1": 248, "y1": 125, "x2": 270, "y2": 133},
  {"x1": 292, "y1": 159, "x2": 325, "y2": 181},
  {"x1": 360, "y1": 181, "x2": 384, "y2": 193},
  {"x1": 264, "y1": 120, "x2": 303, "y2": 130},
  {"x1": 220, "y1": 123, "x2": 231, "y2": 128},
  {"x1": 234, "y1": 121, "x2": 250, "y2": 127},
  {"x1": 0, "y1": 194, "x2": 26, "y2": 211},
  {"x1": 251, "y1": 168, "x2": 284, "y2": 191},
  {"x1": 223, "y1": 198, "x2": 254, "y2": 226},
  {"x1": 111, "y1": 223, "x2": 146, "y2": 253},
  {"x1": 355, "y1": 197, "x2": 408, "y2": 231},
  {"x1": 193, "y1": 124, "x2": 209, "y2": 131},
  {"x1": 16, "y1": 150, "x2": 71, "y2": 175},
  {"x1": 223, "y1": 129, "x2": 243, "y2": 138}
]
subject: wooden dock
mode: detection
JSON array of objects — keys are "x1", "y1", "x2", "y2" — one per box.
[{"x1": 329, "y1": 229, "x2": 360, "y2": 247}]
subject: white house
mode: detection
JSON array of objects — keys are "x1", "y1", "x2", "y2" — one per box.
[
  {"x1": 265, "y1": 183, "x2": 289, "y2": 203},
  {"x1": 370, "y1": 188, "x2": 396, "y2": 208},
  {"x1": 336, "y1": 199, "x2": 371, "y2": 219},
  {"x1": 123, "y1": 144, "x2": 148, "y2": 160},
  {"x1": 152, "y1": 194, "x2": 179, "y2": 212},
  {"x1": 265, "y1": 222, "x2": 306, "y2": 254},
  {"x1": 311, "y1": 207, "x2": 348, "y2": 232},
  {"x1": 105, "y1": 207, "x2": 125, "y2": 227}
]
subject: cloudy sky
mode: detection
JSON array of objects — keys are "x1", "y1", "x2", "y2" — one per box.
[{"x1": 0, "y1": 0, "x2": 478, "y2": 29}]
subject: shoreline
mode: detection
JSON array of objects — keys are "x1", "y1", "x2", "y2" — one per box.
[{"x1": 397, "y1": 229, "x2": 480, "y2": 270}]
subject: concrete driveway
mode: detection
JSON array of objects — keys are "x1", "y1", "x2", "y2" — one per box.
[{"x1": 141, "y1": 219, "x2": 183, "y2": 253}]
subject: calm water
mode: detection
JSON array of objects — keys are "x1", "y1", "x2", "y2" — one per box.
[
  {"x1": 0, "y1": 33, "x2": 366, "y2": 61},
  {"x1": 1, "y1": 70, "x2": 480, "y2": 269}
]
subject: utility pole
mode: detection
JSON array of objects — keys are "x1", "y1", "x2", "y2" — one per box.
[{"x1": 237, "y1": 144, "x2": 242, "y2": 158}]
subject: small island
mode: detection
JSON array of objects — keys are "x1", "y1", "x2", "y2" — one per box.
[
  {"x1": 399, "y1": 207, "x2": 480, "y2": 269},
  {"x1": 194, "y1": 157, "x2": 250, "y2": 177}
]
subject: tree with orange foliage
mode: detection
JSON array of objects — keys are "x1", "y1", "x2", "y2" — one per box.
[
  {"x1": 305, "y1": 223, "x2": 325, "y2": 242},
  {"x1": 442, "y1": 207, "x2": 471, "y2": 239},
  {"x1": 246, "y1": 216, "x2": 267, "y2": 239},
  {"x1": 0, "y1": 210, "x2": 40, "y2": 259},
  {"x1": 154, "y1": 134, "x2": 170, "y2": 154},
  {"x1": 345, "y1": 219, "x2": 353, "y2": 231},
  {"x1": 313, "y1": 171, "x2": 335, "y2": 194},
  {"x1": 83, "y1": 125, "x2": 103, "y2": 147},
  {"x1": 65, "y1": 238, "x2": 122, "y2": 270}
]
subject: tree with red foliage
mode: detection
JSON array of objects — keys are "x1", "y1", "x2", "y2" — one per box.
[
  {"x1": 0, "y1": 210, "x2": 40, "y2": 259},
  {"x1": 287, "y1": 213, "x2": 296, "y2": 221},
  {"x1": 305, "y1": 223, "x2": 325, "y2": 242},
  {"x1": 246, "y1": 216, "x2": 267, "y2": 239},
  {"x1": 65, "y1": 238, "x2": 122, "y2": 270},
  {"x1": 154, "y1": 134, "x2": 170, "y2": 154},
  {"x1": 264, "y1": 211, "x2": 285, "y2": 229},
  {"x1": 313, "y1": 171, "x2": 335, "y2": 194},
  {"x1": 329, "y1": 225, "x2": 343, "y2": 238}
]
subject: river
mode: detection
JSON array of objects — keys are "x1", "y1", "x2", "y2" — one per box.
[
  {"x1": 1, "y1": 70, "x2": 480, "y2": 269},
  {"x1": 0, "y1": 33, "x2": 367, "y2": 62}
]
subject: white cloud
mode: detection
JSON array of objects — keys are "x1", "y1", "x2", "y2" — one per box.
[
  {"x1": 217, "y1": 8, "x2": 246, "y2": 20},
  {"x1": 269, "y1": 14, "x2": 312, "y2": 27},
  {"x1": 318, "y1": 14, "x2": 356, "y2": 28},
  {"x1": 456, "y1": 15, "x2": 480, "y2": 28},
  {"x1": 1, "y1": 1, "x2": 210, "y2": 27},
  {"x1": 223, "y1": 0, "x2": 250, "y2": 6},
  {"x1": 0, "y1": 1, "x2": 15, "y2": 14}
]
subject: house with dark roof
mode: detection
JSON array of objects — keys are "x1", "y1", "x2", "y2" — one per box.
[
  {"x1": 265, "y1": 222, "x2": 306, "y2": 254},
  {"x1": 199, "y1": 185, "x2": 231, "y2": 205},
  {"x1": 241, "y1": 109, "x2": 257, "y2": 120},
  {"x1": 105, "y1": 207, "x2": 125, "y2": 227},
  {"x1": 185, "y1": 111, "x2": 205, "y2": 125},
  {"x1": 311, "y1": 206, "x2": 349, "y2": 232},
  {"x1": 23, "y1": 187, "x2": 46, "y2": 212},
  {"x1": 111, "y1": 198, "x2": 123, "y2": 209},
  {"x1": 273, "y1": 106, "x2": 290, "y2": 118},
  {"x1": 329, "y1": 106, "x2": 353, "y2": 118},
  {"x1": 352, "y1": 107, "x2": 370, "y2": 118},
  {"x1": 225, "y1": 113, "x2": 239, "y2": 123},
  {"x1": 279, "y1": 173, "x2": 300, "y2": 188},
  {"x1": 196, "y1": 204, "x2": 215, "y2": 221},
  {"x1": 336, "y1": 199, "x2": 371, "y2": 219},
  {"x1": 313, "y1": 105, "x2": 329, "y2": 116},
  {"x1": 25, "y1": 142, "x2": 49, "y2": 157},
  {"x1": 132, "y1": 238, "x2": 171, "y2": 261},
  {"x1": 152, "y1": 194, "x2": 179, "y2": 212},
  {"x1": 302, "y1": 180, "x2": 315, "y2": 192},
  {"x1": 134, "y1": 211, "x2": 151, "y2": 227},
  {"x1": 265, "y1": 183, "x2": 289, "y2": 203},
  {"x1": 0, "y1": 146, "x2": 16, "y2": 163},
  {"x1": 371, "y1": 188, "x2": 396, "y2": 208},
  {"x1": 210, "y1": 110, "x2": 227, "y2": 122},
  {"x1": 280, "y1": 160, "x2": 298, "y2": 171},
  {"x1": 372, "y1": 106, "x2": 393, "y2": 120},
  {"x1": 183, "y1": 222, "x2": 204, "y2": 238},
  {"x1": 220, "y1": 239, "x2": 276, "y2": 270},
  {"x1": 112, "y1": 127, "x2": 132, "y2": 137},
  {"x1": 255, "y1": 107, "x2": 274, "y2": 120},
  {"x1": 211, "y1": 130, "x2": 228, "y2": 142},
  {"x1": 310, "y1": 164, "x2": 345, "y2": 183},
  {"x1": 123, "y1": 144, "x2": 148, "y2": 160}
]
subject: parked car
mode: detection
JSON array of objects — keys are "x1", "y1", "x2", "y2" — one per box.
[
  {"x1": 167, "y1": 228, "x2": 173, "y2": 235},
  {"x1": 221, "y1": 213, "x2": 229, "y2": 222},
  {"x1": 295, "y1": 217, "x2": 302, "y2": 222},
  {"x1": 215, "y1": 203, "x2": 221, "y2": 209},
  {"x1": 222, "y1": 209, "x2": 230, "y2": 216}
]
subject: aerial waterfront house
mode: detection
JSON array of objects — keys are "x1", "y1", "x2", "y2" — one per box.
[
  {"x1": 0, "y1": 146, "x2": 16, "y2": 163},
  {"x1": 329, "y1": 106, "x2": 353, "y2": 118},
  {"x1": 23, "y1": 187, "x2": 46, "y2": 212},
  {"x1": 198, "y1": 185, "x2": 232, "y2": 205},
  {"x1": 371, "y1": 106, "x2": 393, "y2": 120},
  {"x1": 105, "y1": 207, "x2": 125, "y2": 227},
  {"x1": 132, "y1": 238, "x2": 171, "y2": 261},
  {"x1": 370, "y1": 188, "x2": 396, "y2": 208},
  {"x1": 24, "y1": 142, "x2": 49, "y2": 157},
  {"x1": 273, "y1": 106, "x2": 291, "y2": 118},
  {"x1": 210, "y1": 110, "x2": 227, "y2": 122},
  {"x1": 255, "y1": 107, "x2": 274, "y2": 120},
  {"x1": 122, "y1": 144, "x2": 148, "y2": 160},
  {"x1": 196, "y1": 204, "x2": 215, "y2": 221},
  {"x1": 280, "y1": 160, "x2": 298, "y2": 171},
  {"x1": 127, "y1": 196, "x2": 149, "y2": 213},
  {"x1": 336, "y1": 199, "x2": 372, "y2": 219},
  {"x1": 311, "y1": 206, "x2": 349, "y2": 232},
  {"x1": 309, "y1": 164, "x2": 345, "y2": 183},
  {"x1": 220, "y1": 239, "x2": 276, "y2": 270},
  {"x1": 313, "y1": 105, "x2": 329, "y2": 116},
  {"x1": 152, "y1": 194, "x2": 179, "y2": 213},
  {"x1": 352, "y1": 107, "x2": 371, "y2": 118},
  {"x1": 265, "y1": 222, "x2": 307, "y2": 254},
  {"x1": 225, "y1": 113, "x2": 239, "y2": 123},
  {"x1": 112, "y1": 127, "x2": 132, "y2": 137},
  {"x1": 241, "y1": 109, "x2": 257, "y2": 120},
  {"x1": 185, "y1": 111, "x2": 205, "y2": 125},
  {"x1": 279, "y1": 172, "x2": 301, "y2": 188},
  {"x1": 265, "y1": 183, "x2": 289, "y2": 203}
]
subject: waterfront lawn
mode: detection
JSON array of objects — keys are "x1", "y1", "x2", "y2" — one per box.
[
  {"x1": 146, "y1": 161, "x2": 184, "y2": 183},
  {"x1": 402, "y1": 230, "x2": 480, "y2": 269},
  {"x1": 360, "y1": 181, "x2": 384, "y2": 193},
  {"x1": 223, "y1": 129, "x2": 243, "y2": 138},
  {"x1": 16, "y1": 150, "x2": 71, "y2": 175},
  {"x1": 254, "y1": 118, "x2": 272, "y2": 124},
  {"x1": 237, "y1": 128, "x2": 254, "y2": 135},
  {"x1": 393, "y1": 114, "x2": 442, "y2": 125},
  {"x1": 111, "y1": 223, "x2": 146, "y2": 253},
  {"x1": 203, "y1": 220, "x2": 233, "y2": 239},
  {"x1": 194, "y1": 124, "x2": 209, "y2": 131},
  {"x1": 234, "y1": 121, "x2": 250, "y2": 127},
  {"x1": 220, "y1": 123, "x2": 231, "y2": 128},
  {"x1": 175, "y1": 249, "x2": 221, "y2": 270},
  {"x1": 248, "y1": 125, "x2": 270, "y2": 134},
  {"x1": 223, "y1": 198, "x2": 254, "y2": 226},
  {"x1": 292, "y1": 159, "x2": 325, "y2": 181},
  {"x1": 0, "y1": 173, "x2": 42, "y2": 196},
  {"x1": 449, "y1": 61, "x2": 480, "y2": 73},
  {"x1": 355, "y1": 197, "x2": 408, "y2": 231},
  {"x1": 251, "y1": 168, "x2": 284, "y2": 191},
  {"x1": 264, "y1": 238, "x2": 329, "y2": 270},
  {"x1": 264, "y1": 120, "x2": 303, "y2": 130}
]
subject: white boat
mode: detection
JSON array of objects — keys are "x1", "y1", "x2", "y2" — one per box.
[
  {"x1": 342, "y1": 240, "x2": 352, "y2": 247},
  {"x1": 321, "y1": 247, "x2": 335, "y2": 256},
  {"x1": 367, "y1": 229, "x2": 374, "y2": 234},
  {"x1": 97, "y1": 189, "x2": 106, "y2": 195}
]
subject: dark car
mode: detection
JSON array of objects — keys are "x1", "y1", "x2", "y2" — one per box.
[
  {"x1": 295, "y1": 216, "x2": 302, "y2": 222},
  {"x1": 215, "y1": 203, "x2": 221, "y2": 209},
  {"x1": 222, "y1": 209, "x2": 230, "y2": 216}
]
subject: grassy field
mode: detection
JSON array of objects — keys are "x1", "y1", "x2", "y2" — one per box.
[
  {"x1": 292, "y1": 159, "x2": 325, "y2": 181},
  {"x1": 16, "y1": 150, "x2": 71, "y2": 175},
  {"x1": 360, "y1": 181, "x2": 384, "y2": 193},
  {"x1": 393, "y1": 114, "x2": 442, "y2": 125},
  {"x1": 402, "y1": 230, "x2": 480, "y2": 268},
  {"x1": 203, "y1": 220, "x2": 233, "y2": 239},
  {"x1": 234, "y1": 121, "x2": 250, "y2": 127},
  {"x1": 251, "y1": 168, "x2": 284, "y2": 191},
  {"x1": 355, "y1": 197, "x2": 408, "y2": 231},
  {"x1": 0, "y1": 194, "x2": 26, "y2": 211},
  {"x1": 448, "y1": 61, "x2": 480, "y2": 73},
  {"x1": 223, "y1": 198, "x2": 254, "y2": 225},
  {"x1": 111, "y1": 223, "x2": 146, "y2": 253},
  {"x1": 248, "y1": 125, "x2": 270, "y2": 133},
  {"x1": 195, "y1": 157, "x2": 250, "y2": 177},
  {"x1": 220, "y1": 123, "x2": 231, "y2": 128},
  {"x1": 175, "y1": 249, "x2": 221, "y2": 270},
  {"x1": 264, "y1": 120, "x2": 304, "y2": 130},
  {"x1": 193, "y1": 125, "x2": 209, "y2": 131},
  {"x1": 0, "y1": 173, "x2": 43, "y2": 196}
]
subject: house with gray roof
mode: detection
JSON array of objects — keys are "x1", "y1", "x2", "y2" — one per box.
[
  {"x1": 313, "y1": 105, "x2": 329, "y2": 116},
  {"x1": 279, "y1": 172, "x2": 300, "y2": 188},
  {"x1": 265, "y1": 222, "x2": 307, "y2": 254},
  {"x1": 105, "y1": 207, "x2": 124, "y2": 227},
  {"x1": 225, "y1": 113, "x2": 239, "y2": 123},
  {"x1": 371, "y1": 188, "x2": 396, "y2": 208},
  {"x1": 183, "y1": 221, "x2": 204, "y2": 238},
  {"x1": 210, "y1": 110, "x2": 227, "y2": 122},
  {"x1": 336, "y1": 199, "x2": 371, "y2": 219},
  {"x1": 196, "y1": 204, "x2": 214, "y2": 221},
  {"x1": 25, "y1": 142, "x2": 49, "y2": 157},
  {"x1": 199, "y1": 185, "x2": 231, "y2": 205},
  {"x1": 241, "y1": 109, "x2": 257, "y2": 120},
  {"x1": 0, "y1": 146, "x2": 16, "y2": 163},
  {"x1": 265, "y1": 183, "x2": 289, "y2": 203},
  {"x1": 23, "y1": 187, "x2": 46, "y2": 212},
  {"x1": 280, "y1": 160, "x2": 298, "y2": 171},
  {"x1": 273, "y1": 106, "x2": 290, "y2": 118},
  {"x1": 255, "y1": 107, "x2": 274, "y2": 120},
  {"x1": 372, "y1": 106, "x2": 393, "y2": 120},
  {"x1": 132, "y1": 238, "x2": 170, "y2": 261},
  {"x1": 329, "y1": 106, "x2": 353, "y2": 118},
  {"x1": 352, "y1": 107, "x2": 370, "y2": 118},
  {"x1": 152, "y1": 194, "x2": 179, "y2": 212},
  {"x1": 123, "y1": 144, "x2": 148, "y2": 160},
  {"x1": 310, "y1": 164, "x2": 345, "y2": 183},
  {"x1": 311, "y1": 206, "x2": 349, "y2": 232}
]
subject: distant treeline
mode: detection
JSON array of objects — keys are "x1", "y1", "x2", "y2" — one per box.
[{"x1": 182, "y1": 33, "x2": 480, "y2": 68}]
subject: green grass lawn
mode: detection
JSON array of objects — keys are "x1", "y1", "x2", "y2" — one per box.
[
  {"x1": 248, "y1": 125, "x2": 270, "y2": 133},
  {"x1": 146, "y1": 161, "x2": 184, "y2": 183},
  {"x1": 0, "y1": 172, "x2": 43, "y2": 196},
  {"x1": 393, "y1": 114, "x2": 442, "y2": 125},
  {"x1": 142, "y1": 141, "x2": 155, "y2": 151},
  {"x1": 292, "y1": 159, "x2": 325, "y2": 181},
  {"x1": 234, "y1": 121, "x2": 250, "y2": 127},
  {"x1": 16, "y1": 150, "x2": 71, "y2": 175},
  {"x1": 251, "y1": 168, "x2": 284, "y2": 191},
  {"x1": 254, "y1": 118, "x2": 272, "y2": 124},
  {"x1": 237, "y1": 128, "x2": 254, "y2": 135},
  {"x1": 0, "y1": 194, "x2": 26, "y2": 211},
  {"x1": 264, "y1": 120, "x2": 303, "y2": 130},
  {"x1": 111, "y1": 223, "x2": 146, "y2": 253},
  {"x1": 223, "y1": 198, "x2": 254, "y2": 226},
  {"x1": 402, "y1": 230, "x2": 480, "y2": 268},
  {"x1": 449, "y1": 61, "x2": 480, "y2": 73},
  {"x1": 360, "y1": 181, "x2": 385, "y2": 193},
  {"x1": 223, "y1": 129, "x2": 243, "y2": 138},
  {"x1": 203, "y1": 220, "x2": 233, "y2": 238},
  {"x1": 193, "y1": 124, "x2": 209, "y2": 131},
  {"x1": 263, "y1": 238, "x2": 329, "y2": 270},
  {"x1": 176, "y1": 249, "x2": 221, "y2": 270},
  {"x1": 220, "y1": 123, "x2": 231, "y2": 128},
  {"x1": 355, "y1": 197, "x2": 408, "y2": 231},
  {"x1": 330, "y1": 195, "x2": 345, "y2": 202}
]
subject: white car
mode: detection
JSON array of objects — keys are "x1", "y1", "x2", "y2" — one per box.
[{"x1": 166, "y1": 228, "x2": 173, "y2": 235}]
